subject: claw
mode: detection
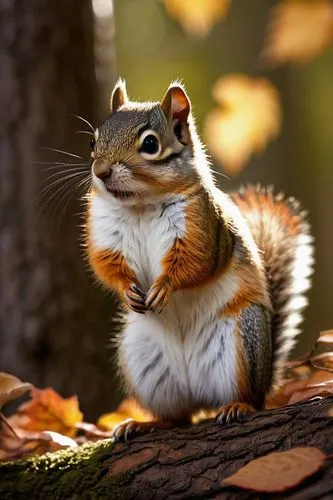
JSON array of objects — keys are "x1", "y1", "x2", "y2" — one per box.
[
  {"x1": 112, "y1": 419, "x2": 172, "y2": 443},
  {"x1": 145, "y1": 282, "x2": 169, "y2": 313},
  {"x1": 215, "y1": 402, "x2": 255, "y2": 425},
  {"x1": 124, "y1": 283, "x2": 147, "y2": 313},
  {"x1": 131, "y1": 284, "x2": 145, "y2": 297}
]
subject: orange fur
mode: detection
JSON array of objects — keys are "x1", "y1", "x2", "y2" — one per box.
[
  {"x1": 223, "y1": 264, "x2": 271, "y2": 317},
  {"x1": 222, "y1": 278, "x2": 270, "y2": 405},
  {"x1": 232, "y1": 188, "x2": 301, "y2": 236},
  {"x1": 158, "y1": 192, "x2": 233, "y2": 292},
  {"x1": 89, "y1": 246, "x2": 137, "y2": 296}
]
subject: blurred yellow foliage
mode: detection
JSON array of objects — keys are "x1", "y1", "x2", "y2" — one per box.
[
  {"x1": 204, "y1": 75, "x2": 281, "y2": 174},
  {"x1": 97, "y1": 398, "x2": 152, "y2": 431},
  {"x1": 262, "y1": 0, "x2": 333, "y2": 66},
  {"x1": 164, "y1": 0, "x2": 230, "y2": 37}
]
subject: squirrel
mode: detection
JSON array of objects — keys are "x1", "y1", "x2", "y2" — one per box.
[{"x1": 86, "y1": 79, "x2": 314, "y2": 442}]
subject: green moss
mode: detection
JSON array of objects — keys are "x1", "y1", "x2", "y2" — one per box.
[{"x1": 0, "y1": 439, "x2": 126, "y2": 500}]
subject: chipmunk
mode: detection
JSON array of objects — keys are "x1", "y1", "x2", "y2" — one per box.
[{"x1": 86, "y1": 79, "x2": 314, "y2": 441}]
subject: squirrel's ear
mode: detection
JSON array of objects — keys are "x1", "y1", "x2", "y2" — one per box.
[
  {"x1": 161, "y1": 83, "x2": 191, "y2": 121},
  {"x1": 110, "y1": 78, "x2": 128, "y2": 113}
]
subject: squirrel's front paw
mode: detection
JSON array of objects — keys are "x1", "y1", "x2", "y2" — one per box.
[
  {"x1": 124, "y1": 283, "x2": 147, "y2": 314},
  {"x1": 146, "y1": 279, "x2": 171, "y2": 313}
]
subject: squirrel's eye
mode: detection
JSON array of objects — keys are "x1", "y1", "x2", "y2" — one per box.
[
  {"x1": 89, "y1": 139, "x2": 95, "y2": 150},
  {"x1": 141, "y1": 135, "x2": 159, "y2": 154},
  {"x1": 138, "y1": 130, "x2": 161, "y2": 160}
]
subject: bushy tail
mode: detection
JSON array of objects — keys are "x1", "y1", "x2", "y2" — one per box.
[{"x1": 231, "y1": 185, "x2": 314, "y2": 387}]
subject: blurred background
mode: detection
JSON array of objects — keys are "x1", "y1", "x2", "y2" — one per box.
[{"x1": 0, "y1": 0, "x2": 332, "y2": 420}]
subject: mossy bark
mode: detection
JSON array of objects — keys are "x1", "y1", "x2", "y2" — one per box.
[{"x1": 1, "y1": 397, "x2": 333, "y2": 499}]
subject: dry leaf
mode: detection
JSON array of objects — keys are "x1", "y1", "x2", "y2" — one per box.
[
  {"x1": 288, "y1": 382, "x2": 333, "y2": 404},
  {"x1": 76, "y1": 421, "x2": 113, "y2": 440},
  {"x1": 261, "y1": 0, "x2": 333, "y2": 66},
  {"x1": 0, "y1": 428, "x2": 77, "y2": 461},
  {"x1": 311, "y1": 352, "x2": 333, "y2": 371},
  {"x1": 0, "y1": 372, "x2": 32, "y2": 409},
  {"x1": 267, "y1": 368, "x2": 332, "y2": 408},
  {"x1": 164, "y1": 0, "x2": 230, "y2": 37},
  {"x1": 204, "y1": 75, "x2": 281, "y2": 174},
  {"x1": 98, "y1": 398, "x2": 152, "y2": 431},
  {"x1": 318, "y1": 330, "x2": 333, "y2": 345},
  {"x1": 223, "y1": 447, "x2": 326, "y2": 492},
  {"x1": 287, "y1": 371, "x2": 333, "y2": 404},
  {"x1": 8, "y1": 387, "x2": 83, "y2": 437},
  {"x1": 289, "y1": 387, "x2": 333, "y2": 404}
]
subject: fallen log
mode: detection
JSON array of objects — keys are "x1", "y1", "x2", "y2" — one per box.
[{"x1": 1, "y1": 397, "x2": 333, "y2": 499}]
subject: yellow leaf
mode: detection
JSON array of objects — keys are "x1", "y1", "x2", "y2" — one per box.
[
  {"x1": 8, "y1": 387, "x2": 83, "y2": 437},
  {"x1": 164, "y1": 0, "x2": 230, "y2": 37},
  {"x1": 223, "y1": 447, "x2": 326, "y2": 492},
  {"x1": 0, "y1": 372, "x2": 32, "y2": 410},
  {"x1": 204, "y1": 75, "x2": 281, "y2": 174},
  {"x1": 261, "y1": 0, "x2": 333, "y2": 66},
  {"x1": 98, "y1": 398, "x2": 152, "y2": 431}
]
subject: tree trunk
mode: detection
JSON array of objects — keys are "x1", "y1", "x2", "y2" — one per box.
[
  {"x1": 0, "y1": 0, "x2": 120, "y2": 420},
  {"x1": 1, "y1": 397, "x2": 333, "y2": 499}
]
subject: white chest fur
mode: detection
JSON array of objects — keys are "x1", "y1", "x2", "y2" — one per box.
[
  {"x1": 91, "y1": 193, "x2": 187, "y2": 290},
  {"x1": 91, "y1": 192, "x2": 241, "y2": 418}
]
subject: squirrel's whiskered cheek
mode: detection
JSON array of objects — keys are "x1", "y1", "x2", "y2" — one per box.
[{"x1": 92, "y1": 162, "x2": 151, "y2": 201}]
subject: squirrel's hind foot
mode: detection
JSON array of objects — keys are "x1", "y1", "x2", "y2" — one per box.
[
  {"x1": 112, "y1": 419, "x2": 172, "y2": 443},
  {"x1": 215, "y1": 402, "x2": 255, "y2": 425}
]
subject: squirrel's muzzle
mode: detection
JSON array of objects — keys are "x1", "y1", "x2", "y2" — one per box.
[{"x1": 93, "y1": 160, "x2": 112, "y2": 181}]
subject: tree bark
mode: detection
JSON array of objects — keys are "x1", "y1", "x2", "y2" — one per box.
[
  {"x1": 1, "y1": 397, "x2": 333, "y2": 499},
  {"x1": 0, "y1": 1, "x2": 120, "y2": 420}
]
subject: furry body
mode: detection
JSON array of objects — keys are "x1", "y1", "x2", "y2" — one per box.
[
  {"x1": 86, "y1": 80, "x2": 313, "y2": 430},
  {"x1": 89, "y1": 187, "x2": 273, "y2": 420}
]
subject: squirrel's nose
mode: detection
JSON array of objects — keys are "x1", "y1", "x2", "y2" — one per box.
[{"x1": 93, "y1": 160, "x2": 112, "y2": 181}]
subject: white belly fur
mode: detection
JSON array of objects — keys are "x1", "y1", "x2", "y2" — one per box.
[{"x1": 91, "y1": 193, "x2": 241, "y2": 419}]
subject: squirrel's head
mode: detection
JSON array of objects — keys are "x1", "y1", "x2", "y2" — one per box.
[{"x1": 91, "y1": 79, "x2": 206, "y2": 204}]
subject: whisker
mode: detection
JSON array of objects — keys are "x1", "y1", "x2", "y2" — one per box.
[
  {"x1": 38, "y1": 171, "x2": 87, "y2": 203},
  {"x1": 42, "y1": 165, "x2": 89, "y2": 174},
  {"x1": 38, "y1": 181, "x2": 72, "y2": 219},
  {"x1": 72, "y1": 178, "x2": 92, "y2": 217},
  {"x1": 75, "y1": 130, "x2": 94, "y2": 137},
  {"x1": 41, "y1": 146, "x2": 84, "y2": 160},
  {"x1": 33, "y1": 161, "x2": 89, "y2": 167},
  {"x1": 39, "y1": 174, "x2": 86, "y2": 219},
  {"x1": 39, "y1": 167, "x2": 89, "y2": 187},
  {"x1": 71, "y1": 113, "x2": 95, "y2": 132},
  {"x1": 33, "y1": 161, "x2": 70, "y2": 165},
  {"x1": 57, "y1": 175, "x2": 90, "y2": 224},
  {"x1": 211, "y1": 169, "x2": 230, "y2": 181}
]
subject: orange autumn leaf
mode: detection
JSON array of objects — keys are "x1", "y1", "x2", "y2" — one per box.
[
  {"x1": 0, "y1": 426, "x2": 78, "y2": 462},
  {"x1": 164, "y1": 0, "x2": 230, "y2": 37},
  {"x1": 0, "y1": 372, "x2": 32, "y2": 409},
  {"x1": 8, "y1": 387, "x2": 83, "y2": 437},
  {"x1": 261, "y1": 0, "x2": 333, "y2": 67},
  {"x1": 223, "y1": 447, "x2": 326, "y2": 492},
  {"x1": 288, "y1": 381, "x2": 333, "y2": 404},
  {"x1": 204, "y1": 75, "x2": 281, "y2": 174},
  {"x1": 318, "y1": 329, "x2": 333, "y2": 345},
  {"x1": 311, "y1": 352, "x2": 333, "y2": 370},
  {"x1": 270, "y1": 369, "x2": 333, "y2": 408},
  {"x1": 98, "y1": 398, "x2": 152, "y2": 431}
]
